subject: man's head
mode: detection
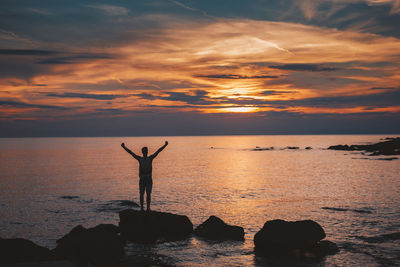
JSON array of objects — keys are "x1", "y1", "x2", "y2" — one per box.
[{"x1": 142, "y1": 147, "x2": 148, "y2": 156}]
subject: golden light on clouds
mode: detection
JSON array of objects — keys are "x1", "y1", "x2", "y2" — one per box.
[{"x1": 1, "y1": 18, "x2": 400, "y2": 120}]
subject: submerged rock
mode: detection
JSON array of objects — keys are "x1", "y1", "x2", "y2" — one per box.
[
  {"x1": 194, "y1": 216, "x2": 244, "y2": 241},
  {"x1": 119, "y1": 209, "x2": 193, "y2": 243},
  {"x1": 251, "y1": 147, "x2": 274, "y2": 151},
  {"x1": 59, "y1": 196, "x2": 79, "y2": 200},
  {"x1": 286, "y1": 146, "x2": 300, "y2": 150},
  {"x1": 0, "y1": 237, "x2": 54, "y2": 264},
  {"x1": 305, "y1": 147, "x2": 312, "y2": 150},
  {"x1": 53, "y1": 224, "x2": 124, "y2": 267},
  {"x1": 254, "y1": 219, "x2": 337, "y2": 258},
  {"x1": 328, "y1": 137, "x2": 400, "y2": 156},
  {"x1": 309, "y1": 240, "x2": 339, "y2": 258}
]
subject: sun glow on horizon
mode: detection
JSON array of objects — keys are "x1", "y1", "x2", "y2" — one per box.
[{"x1": 217, "y1": 106, "x2": 260, "y2": 113}]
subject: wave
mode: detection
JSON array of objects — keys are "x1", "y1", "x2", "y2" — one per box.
[
  {"x1": 356, "y1": 232, "x2": 400, "y2": 243},
  {"x1": 95, "y1": 200, "x2": 139, "y2": 213},
  {"x1": 321, "y1": 207, "x2": 373, "y2": 214}
]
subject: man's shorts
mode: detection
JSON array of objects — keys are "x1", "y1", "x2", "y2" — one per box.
[{"x1": 139, "y1": 175, "x2": 153, "y2": 195}]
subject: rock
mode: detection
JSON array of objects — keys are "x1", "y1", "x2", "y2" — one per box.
[
  {"x1": 305, "y1": 147, "x2": 312, "y2": 150},
  {"x1": 251, "y1": 147, "x2": 274, "y2": 151},
  {"x1": 194, "y1": 216, "x2": 244, "y2": 241},
  {"x1": 119, "y1": 209, "x2": 193, "y2": 243},
  {"x1": 254, "y1": 219, "x2": 329, "y2": 258},
  {"x1": 286, "y1": 146, "x2": 299, "y2": 150},
  {"x1": 53, "y1": 224, "x2": 124, "y2": 267},
  {"x1": 59, "y1": 196, "x2": 79, "y2": 200},
  {"x1": 328, "y1": 137, "x2": 400, "y2": 156},
  {"x1": 309, "y1": 240, "x2": 339, "y2": 258},
  {"x1": 375, "y1": 157, "x2": 398, "y2": 161},
  {"x1": 328, "y1": 144, "x2": 353, "y2": 151},
  {"x1": 1, "y1": 260, "x2": 78, "y2": 267},
  {"x1": 0, "y1": 237, "x2": 54, "y2": 264}
]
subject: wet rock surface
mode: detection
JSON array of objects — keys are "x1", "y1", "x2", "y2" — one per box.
[
  {"x1": 0, "y1": 237, "x2": 54, "y2": 264},
  {"x1": 254, "y1": 219, "x2": 338, "y2": 258},
  {"x1": 194, "y1": 216, "x2": 245, "y2": 241},
  {"x1": 119, "y1": 209, "x2": 193, "y2": 243},
  {"x1": 53, "y1": 224, "x2": 124, "y2": 267}
]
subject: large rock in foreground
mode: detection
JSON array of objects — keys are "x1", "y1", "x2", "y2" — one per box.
[
  {"x1": 254, "y1": 219, "x2": 338, "y2": 258},
  {"x1": 194, "y1": 216, "x2": 244, "y2": 241},
  {"x1": 0, "y1": 237, "x2": 54, "y2": 264},
  {"x1": 53, "y1": 224, "x2": 124, "y2": 267},
  {"x1": 119, "y1": 209, "x2": 193, "y2": 243}
]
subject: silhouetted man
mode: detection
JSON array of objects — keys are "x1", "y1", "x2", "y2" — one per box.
[{"x1": 121, "y1": 141, "x2": 168, "y2": 211}]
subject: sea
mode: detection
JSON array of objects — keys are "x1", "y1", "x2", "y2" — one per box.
[{"x1": 0, "y1": 135, "x2": 399, "y2": 266}]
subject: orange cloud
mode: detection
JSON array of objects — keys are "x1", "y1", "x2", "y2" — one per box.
[{"x1": 1, "y1": 18, "x2": 400, "y2": 120}]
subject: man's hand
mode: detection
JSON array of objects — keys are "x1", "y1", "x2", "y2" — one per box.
[
  {"x1": 121, "y1": 142, "x2": 125, "y2": 147},
  {"x1": 165, "y1": 141, "x2": 168, "y2": 146}
]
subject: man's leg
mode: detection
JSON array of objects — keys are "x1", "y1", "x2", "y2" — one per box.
[
  {"x1": 139, "y1": 178, "x2": 145, "y2": 211},
  {"x1": 146, "y1": 178, "x2": 153, "y2": 211}
]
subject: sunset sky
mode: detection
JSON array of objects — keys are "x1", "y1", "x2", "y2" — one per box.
[{"x1": 1, "y1": 0, "x2": 400, "y2": 136}]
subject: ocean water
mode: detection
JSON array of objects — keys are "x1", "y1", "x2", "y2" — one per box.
[{"x1": 0, "y1": 135, "x2": 399, "y2": 266}]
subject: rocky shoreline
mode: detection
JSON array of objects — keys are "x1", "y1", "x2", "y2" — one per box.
[
  {"x1": 0, "y1": 209, "x2": 338, "y2": 267},
  {"x1": 328, "y1": 137, "x2": 400, "y2": 156}
]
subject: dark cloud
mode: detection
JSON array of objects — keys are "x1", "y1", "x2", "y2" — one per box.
[
  {"x1": 0, "y1": 60, "x2": 47, "y2": 79},
  {"x1": 370, "y1": 87, "x2": 397, "y2": 90},
  {"x1": 0, "y1": 1, "x2": 193, "y2": 48},
  {"x1": 260, "y1": 90, "x2": 296, "y2": 96},
  {"x1": 283, "y1": 90, "x2": 400, "y2": 108},
  {"x1": 36, "y1": 53, "x2": 115, "y2": 64},
  {"x1": 0, "y1": 49, "x2": 58, "y2": 55},
  {"x1": 0, "y1": 51, "x2": 114, "y2": 79},
  {"x1": 137, "y1": 89, "x2": 400, "y2": 110},
  {"x1": 46, "y1": 92, "x2": 128, "y2": 100},
  {"x1": 269, "y1": 64, "x2": 337, "y2": 72},
  {"x1": 186, "y1": 1, "x2": 400, "y2": 38},
  {"x1": 160, "y1": 90, "x2": 214, "y2": 105},
  {"x1": 122, "y1": 79, "x2": 213, "y2": 90},
  {"x1": 222, "y1": 90, "x2": 400, "y2": 109},
  {"x1": 0, "y1": 100, "x2": 67, "y2": 109},
  {"x1": 134, "y1": 93, "x2": 158, "y2": 100},
  {"x1": 196, "y1": 74, "x2": 279, "y2": 79},
  {"x1": 265, "y1": 71, "x2": 365, "y2": 91},
  {"x1": 136, "y1": 90, "x2": 231, "y2": 106},
  {"x1": 1, "y1": 0, "x2": 399, "y2": 51}
]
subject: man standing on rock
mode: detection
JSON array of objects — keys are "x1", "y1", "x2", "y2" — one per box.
[{"x1": 121, "y1": 141, "x2": 168, "y2": 211}]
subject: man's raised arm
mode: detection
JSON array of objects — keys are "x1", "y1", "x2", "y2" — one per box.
[
  {"x1": 150, "y1": 141, "x2": 168, "y2": 159},
  {"x1": 121, "y1": 143, "x2": 140, "y2": 160}
]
